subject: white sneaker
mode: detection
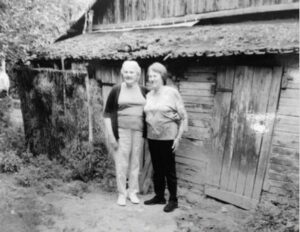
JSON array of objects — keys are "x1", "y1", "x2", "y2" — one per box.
[
  {"x1": 128, "y1": 193, "x2": 140, "y2": 204},
  {"x1": 117, "y1": 194, "x2": 126, "y2": 206}
]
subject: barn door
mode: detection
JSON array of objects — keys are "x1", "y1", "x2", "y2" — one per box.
[{"x1": 206, "y1": 66, "x2": 282, "y2": 209}]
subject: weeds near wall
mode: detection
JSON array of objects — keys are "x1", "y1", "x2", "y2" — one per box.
[
  {"x1": 245, "y1": 185, "x2": 299, "y2": 232},
  {"x1": 3, "y1": 68, "x2": 116, "y2": 190}
]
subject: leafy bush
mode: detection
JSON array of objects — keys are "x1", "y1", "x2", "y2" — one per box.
[
  {"x1": 61, "y1": 141, "x2": 115, "y2": 185},
  {"x1": 245, "y1": 186, "x2": 299, "y2": 232},
  {"x1": 0, "y1": 98, "x2": 25, "y2": 153},
  {"x1": 15, "y1": 152, "x2": 71, "y2": 187},
  {"x1": 0, "y1": 150, "x2": 22, "y2": 173}
]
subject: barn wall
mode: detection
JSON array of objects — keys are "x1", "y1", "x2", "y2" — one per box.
[
  {"x1": 93, "y1": 0, "x2": 298, "y2": 25},
  {"x1": 93, "y1": 59, "x2": 299, "y2": 197},
  {"x1": 176, "y1": 59, "x2": 299, "y2": 199},
  {"x1": 264, "y1": 59, "x2": 299, "y2": 195},
  {"x1": 175, "y1": 65, "x2": 216, "y2": 190}
]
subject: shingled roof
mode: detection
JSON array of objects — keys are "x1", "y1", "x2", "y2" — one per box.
[{"x1": 35, "y1": 19, "x2": 299, "y2": 60}]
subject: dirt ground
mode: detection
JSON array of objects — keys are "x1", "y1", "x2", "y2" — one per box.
[
  {"x1": 0, "y1": 102, "x2": 255, "y2": 232},
  {"x1": 0, "y1": 173, "x2": 252, "y2": 232}
]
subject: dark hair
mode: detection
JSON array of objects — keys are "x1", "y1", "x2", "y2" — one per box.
[{"x1": 148, "y1": 62, "x2": 168, "y2": 85}]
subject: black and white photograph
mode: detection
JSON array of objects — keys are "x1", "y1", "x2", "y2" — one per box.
[{"x1": 0, "y1": 0, "x2": 299, "y2": 231}]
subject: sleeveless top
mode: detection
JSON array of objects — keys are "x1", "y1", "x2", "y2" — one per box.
[{"x1": 118, "y1": 83, "x2": 146, "y2": 131}]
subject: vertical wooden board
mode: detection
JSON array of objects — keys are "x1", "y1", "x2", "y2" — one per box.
[
  {"x1": 156, "y1": 0, "x2": 162, "y2": 18},
  {"x1": 127, "y1": 0, "x2": 132, "y2": 21},
  {"x1": 152, "y1": 0, "x2": 157, "y2": 19},
  {"x1": 139, "y1": 140, "x2": 153, "y2": 193},
  {"x1": 209, "y1": 66, "x2": 235, "y2": 187},
  {"x1": 252, "y1": 67, "x2": 283, "y2": 199},
  {"x1": 220, "y1": 66, "x2": 245, "y2": 190},
  {"x1": 105, "y1": 1, "x2": 115, "y2": 24},
  {"x1": 242, "y1": 67, "x2": 272, "y2": 197},
  {"x1": 160, "y1": 0, "x2": 165, "y2": 18},
  {"x1": 152, "y1": 0, "x2": 158, "y2": 18},
  {"x1": 224, "y1": 67, "x2": 235, "y2": 90},
  {"x1": 242, "y1": 67, "x2": 273, "y2": 197},
  {"x1": 217, "y1": 0, "x2": 229, "y2": 10},
  {"x1": 209, "y1": 91, "x2": 232, "y2": 186},
  {"x1": 231, "y1": 0, "x2": 241, "y2": 8},
  {"x1": 145, "y1": 0, "x2": 150, "y2": 19},
  {"x1": 124, "y1": 0, "x2": 128, "y2": 22},
  {"x1": 233, "y1": 67, "x2": 255, "y2": 195},
  {"x1": 136, "y1": 0, "x2": 141, "y2": 21},
  {"x1": 182, "y1": 0, "x2": 188, "y2": 15},
  {"x1": 216, "y1": 66, "x2": 226, "y2": 88},
  {"x1": 174, "y1": 0, "x2": 185, "y2": 16},
  {"x1": 114, "y1": 0, "x2": 120, "y2": 23},
  {"x1": 227, "y1": 67, "x2": 254, "y2": 193},
  {"x1": 140, "y1": 0, "x2": 146, "y2": 20},
  {"x1": 131, "y1": 0, "x2": 136, "y2": 21},
  {"x1": 96, "y1": 66, "x2": 112, "y2": 83},
  {"x1": 197, "y1": 0, "x2": 206, "y2": 12},
  {"x1": 214, "y1": 0, "x2": 220, "y2": 11},
  {"x1": 162, "y1": 0, "x2": 167, "y2": 17},
  {"x1": 206, "y1": 0, "x2": 214, "y2": 12},
  {"x1": 186, "y1": 0, "x2": 193, "y2": 14},
  {"x1": 120, "y1": 0, "x2": 125, "y2": 21},
  {"x1": 193, "y1": 0, "x2": 199, "y2": 13},
  {"x1": 111, "y1": 66, "x2": 121, "y2": 84}
]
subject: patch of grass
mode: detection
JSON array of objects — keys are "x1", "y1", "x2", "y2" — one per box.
[
  {"x1": 0, "y1": 150, "x2": 23, "y2": 173},
  {"x1": 245, "y1": 185, "x2": 299, "y2": 232}
]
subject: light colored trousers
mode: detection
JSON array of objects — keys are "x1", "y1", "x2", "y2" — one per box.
[{"x1": 113, "y1": 128, "x2": 144, "y2": 197}]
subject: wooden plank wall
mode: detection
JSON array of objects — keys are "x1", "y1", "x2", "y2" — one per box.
[
  {"x1": 265, "y1": 63, "x2": 300, "y2": 195},
  {"x1": 176, "y1": 65, "x2": 216, "y2": 190},
  {"x1": 95, "y1": 0, "x2": 297, "y2": 24}
]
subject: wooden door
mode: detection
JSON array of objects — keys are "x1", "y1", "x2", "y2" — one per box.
[{"x1": 205, "y1": 66, "x2": 283, "y2": 209}]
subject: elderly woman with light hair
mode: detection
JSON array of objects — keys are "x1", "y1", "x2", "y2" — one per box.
[
  {"x1": 103, "y1": 60, "x2": 147, "y2": 206},
  {"x1": 144, "y1": 62, "x2": 188, "y2": 213}
]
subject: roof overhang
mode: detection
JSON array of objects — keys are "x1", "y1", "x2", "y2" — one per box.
[{"x1": 34, "y1": 19, "x2": 299, "y2": 61}]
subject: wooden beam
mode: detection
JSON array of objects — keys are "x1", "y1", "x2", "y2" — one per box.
[
  {"x1": 92, "y1": 3, "x2": 299, "y2": 32},
  {"x1": 61, "y1": 58, "x2": 66, "y2": 114},
  {"x1": 205, "y1": 187, "x2": 259, "y2": 210},
  {"x1": 85, "y1": 73, "x2": 93, "y2": 144},
  {"x1": 15, "y1": 67, "x2": 87, "y2": 74}
]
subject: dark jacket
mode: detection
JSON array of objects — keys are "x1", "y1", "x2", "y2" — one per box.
[{"x1": 103, "y1": 84, "x2": 148, "y2": 140}]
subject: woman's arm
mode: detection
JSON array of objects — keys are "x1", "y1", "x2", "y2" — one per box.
[
  {"x1": 172, "y1": 89, "x2": 188, "y2": 151},
  {"x1": 103, "y1": 86, "x2": 119, "y2": 150},
  {"x1": 104, "y1": 117, "x2": 118, "y2": 150}
]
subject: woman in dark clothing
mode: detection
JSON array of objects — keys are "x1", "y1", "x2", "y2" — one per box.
[{"x1": 144, "y1": 62, "x2": 188, "y2": 213}]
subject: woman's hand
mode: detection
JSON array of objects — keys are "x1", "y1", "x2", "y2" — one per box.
[{"x1": 172, "y1": 137, "x2": 180, "y2": 152}]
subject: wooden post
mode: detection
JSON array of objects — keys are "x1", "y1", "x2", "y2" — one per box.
[
  {"x1": 83, "y1": 10, "x2": 94, "y2": 34},
  {"x1": 85, "y1": 71, "x2": 93, "y2": 144},
  {"x1": 61, "y1": 58, "x2": 66, "y2": 113},
  {"x1": 87, "y1": 10, "x2": 94, "y2": 33}
]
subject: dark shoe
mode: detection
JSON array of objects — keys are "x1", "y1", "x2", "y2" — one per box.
[
  {"x1": 144, "y1": 196, "x2": 166, "y2": 205},
  {"x1": 163, "y1": 201, "x2": 178, "y2": 212}
]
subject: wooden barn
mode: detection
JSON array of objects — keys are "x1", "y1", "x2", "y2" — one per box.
[{"x1": 19, "y1": 0, "x2": 299, "y2": 209}]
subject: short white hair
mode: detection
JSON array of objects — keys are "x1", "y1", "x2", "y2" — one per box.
[{"x1": 121, "y1": 60, "x2": 141, "y2": 78}]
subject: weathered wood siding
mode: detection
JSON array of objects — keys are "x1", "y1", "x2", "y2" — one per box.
[
  {"x1": 93, "y1": 60, "x2": 299, "y2": 199},
  {"x1": 93, "y1": 0, "x2": 298, "y2": 24},
  {"x1": 264, "y1": 61, "x2": 300, "y2": 195},
  {"x1": 177, "y1": 64, "x2": 287, "y2": 208},
  {"x1": 176, "y1": 66, "x2": 216, "y2": 189}
]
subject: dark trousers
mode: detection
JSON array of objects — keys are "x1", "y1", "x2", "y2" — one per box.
[{"x1": 148, "y1": 139, "x2": 177, "y2": 202}]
